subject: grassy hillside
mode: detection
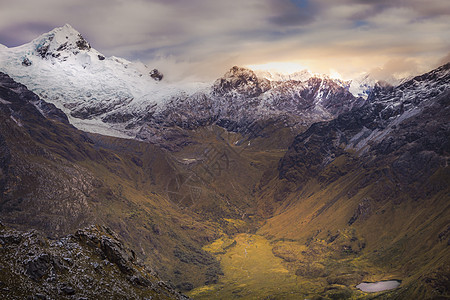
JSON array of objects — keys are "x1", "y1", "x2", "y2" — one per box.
[
  {"x1": 0, "y1": 83, "x2": 291, "y2": 291},
  {"x1": 188, "y1": 69, "x2": 450, "y2": 299},
  {"x1": 1, "y1": 69, "x2": 448, "y2": 299}
]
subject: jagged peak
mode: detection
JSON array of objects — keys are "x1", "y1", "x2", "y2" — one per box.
[
  {"x1": 47, "y1": 23, "x2": 79, "y2": 35},
  {"x1": 213, "y1": 66, "x2": 270, "y2": 97},
  {"x1": 53, "y1": 24, "x2": 86, "y2": 40},
  {"x1": 33, "y1": 24, "x2": 83, "y2": 43},
  {"x1": 224, "y1": 66, "x2": 258, "y2": 79},
  {"x1": 31, "y1": 24, "x2": 91, "y2": 59},
  {"x1": 214, "y1": 66, "x2": 260, "y2": 87},
  {"x1": 61, "y1": 23, "x2": 76, "y2": 31}
]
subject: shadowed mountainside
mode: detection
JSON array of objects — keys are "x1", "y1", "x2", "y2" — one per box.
[
  {"x1": 252, "y1": 63, "x2": 450, "y2": 299},
  {"x1": 0, "y1": 63, "x2": 449, "y2": 299},
  {"x1": 0, "y1": 223, "x2": 188, "y2": 299},
  {"x1": 0, "y1": 71, "x2": 286, "y2": 294}
]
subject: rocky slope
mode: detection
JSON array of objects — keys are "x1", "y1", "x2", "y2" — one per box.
[
  {"x1": 0, "y1": 71, "x2": 228, "y2": 293},
  {"x1": 0, "y1": 72, "x2": 96, "y2": 235},
  {"x1": 0, "y1": 71, "x2": 291, "y2": 294},
  {"x1": 182, "y1": 63, "x2": 449, "y2": 299},
  {"x1": 252, "y1": 63, "x2": 450, "y2": 299},
  {"x1": 0, "y1": 222, "x2": 187, "y2": 299},
  {"x1": 279, "y1": 63, "x2": 450, "y2": 186}
]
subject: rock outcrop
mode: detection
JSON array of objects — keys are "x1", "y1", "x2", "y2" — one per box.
[
  {"x1": 150, "y1": 69, "x2": 164, "y2": 81},
  {"x1": 0, "y1": 223, "x2": 188, "y2": 299}
]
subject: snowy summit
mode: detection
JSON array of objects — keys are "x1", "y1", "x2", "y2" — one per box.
[{"x1": 0, "y1": 24, "x2": 208, "y2": 137}]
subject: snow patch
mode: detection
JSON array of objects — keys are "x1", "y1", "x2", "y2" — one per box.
[
  {"x1": 0, "y1": 98, "x2": 11, "y2": 105},
  {"x1": 10, "y1": 115, "x2": 22, "y2": 127},
  {"x1": 254, "y1": 69, "x2": 313, "y2": 82},
  {"x1": 69, "y1": 117, "x2": 134, "y2": 139},
  {"x1": 347, "y1": 106, "x2": 422, "y2": 155}
]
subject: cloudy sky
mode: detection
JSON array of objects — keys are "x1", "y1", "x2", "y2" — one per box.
[{"x1": 1, "y1": 0, "x2": 449, "y2": 81}]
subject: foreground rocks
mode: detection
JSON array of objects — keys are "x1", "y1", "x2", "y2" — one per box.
[{"x1": 0, "y1": 223, "x2": 188, "y2": 299}]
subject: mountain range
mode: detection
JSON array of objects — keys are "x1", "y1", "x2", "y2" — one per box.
[
  {"x1": 0, "y1": 24, "x2": 448, "y2": 299},
  {"x1": 0, "y1": 24, "x2": 368, "y2": 147}
]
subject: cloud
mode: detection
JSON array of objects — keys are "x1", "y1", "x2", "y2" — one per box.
[
  {"x1": 267, "y1": 0, "x2": 317, "y2": 27},
  {"x1": 436, "y1": 52, "x2": 450, "y2": 67},
  {"x1": 0, "y1": 22, "x2": 55, "y2": 46},
  {"x1": 368, "y1": 58, "x2": 421, "y2": 82},
  {"x1": 0, "y1": 0, "x2": 449, "y2": 80}
]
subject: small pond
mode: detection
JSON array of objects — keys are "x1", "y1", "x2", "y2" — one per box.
[{"x1": 356, "y1": 280, "x2": 401, "y2": 292}]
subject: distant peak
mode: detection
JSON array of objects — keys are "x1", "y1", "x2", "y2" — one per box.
[
  {"x1": 230, "y1": 65, "x2": 250, "y2": 72},
  {"x1": 52, "y1": 23, "x2": 81, "y2": 36},
  {"x1": 62, "y1": 23, "x2": 75, "y2": 29},
  {"x1": 213, "y1": 66, "x2": 270, "y2": 97},
  {"x1": 224, "y1": 66, "x2": 258, "y2": 80},
  {"x1": 32, "y1": 24, "x2": 91, "y2": 59}
]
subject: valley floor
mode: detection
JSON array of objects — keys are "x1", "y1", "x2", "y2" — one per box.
[{"x1": 188, "y1": 233, "x2": 404, "y2": 299}]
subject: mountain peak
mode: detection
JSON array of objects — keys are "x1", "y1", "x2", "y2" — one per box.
[
  {"x1": 61, "y1": 23, "x2": 76, "y2": 31},
  {"x1": 212, "y1": 66, "x2": 270, "y2": 97},
  {"x1": 48, "y1": 23, "x2": 81, "y2": 37},
  {"x1": 223, "y1": 66, "x2": 258, "y2": 81},
  {"x1": 32, "y1": 24, "x2": 91, "y2": 59},
  {"x1": 51, "y1": 24, "x2": 84, "y2": 38}
]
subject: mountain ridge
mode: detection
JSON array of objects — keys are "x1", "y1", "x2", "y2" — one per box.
[{"x1": 1, "y1": 24, "x2": 366, "y2": 147}]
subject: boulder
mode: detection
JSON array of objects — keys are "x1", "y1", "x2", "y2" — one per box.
[
  {"x1": 22, "y1": 57, "x2": 32, "y2": 66},
  {"x1": 25, "y1": 254, "x2": 51, "y2": 281},
  {"x1": 150, "y1": 69, "x2": 163, "y2": 81}
]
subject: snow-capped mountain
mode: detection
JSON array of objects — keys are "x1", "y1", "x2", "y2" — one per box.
[
  {"x1": 0, "y1": 24, "x2": 364, "y2": 143},
  {"x1": 255, "y1": 69, "x2": 373, "y2": 98},
  {"x1": 133, "y1": 66, "x2": 365, "y2": 145},
  {"x1": 1, "y1": 25, "x2": 449, "y2": 300},
  {"x1": 0, "y1": 24, "x2": 208, "y2": 138},
  {"x1": 280, "y1": 62, "x2": 450, "y2": 183},
  {"x1": 213, "y1": 66, "x2": 364, "y2": 124},
  {"x1": 254, "y1": 68, "x2": 379, "y2": 101}
]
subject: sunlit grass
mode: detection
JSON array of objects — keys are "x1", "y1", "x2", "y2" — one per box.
[{"x1": 189, "y1": 234, "x2": 322, "y2": 299}]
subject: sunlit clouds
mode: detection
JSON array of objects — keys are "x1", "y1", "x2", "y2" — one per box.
[
  {"x1": 246, "y1": 62, "x2": 309, "y2": 75},
  {"x1": 0, "y1": 0, "x2": 449, "y2": 81}
]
